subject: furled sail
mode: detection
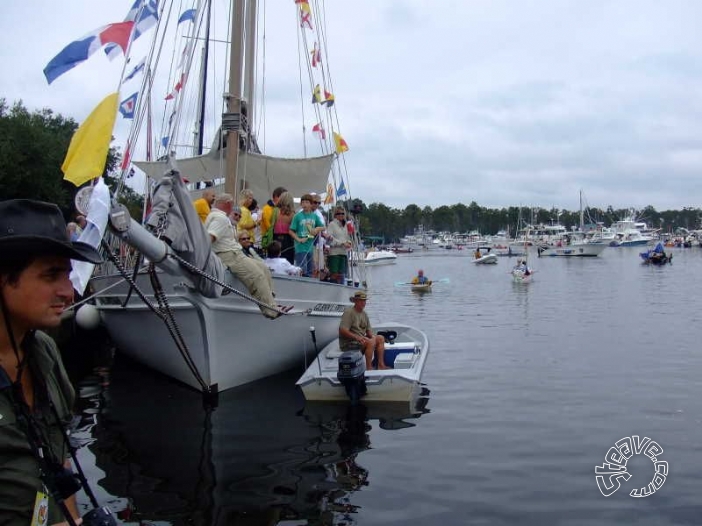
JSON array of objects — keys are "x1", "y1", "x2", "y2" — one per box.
[{"x1": 135, "y1": 150, "x2": 335, "y2": 200}]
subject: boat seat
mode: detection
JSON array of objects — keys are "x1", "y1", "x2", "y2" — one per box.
[{"x1": 325, "y1": 341, "x2": 417, "y2": 360}]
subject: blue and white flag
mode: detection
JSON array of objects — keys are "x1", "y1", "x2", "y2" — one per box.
[
  {"x1": 119, "y1": 92, "x2": 138, "y2": 119},
  {"x1": 178, "y1": 9, "x2": 196, "y2": 24},
  {"x1": 123, "y1": 57, "x2": 146, "y2": 82},
  {"x1": 336, "y1": 180, "x2": 347, "y2": 198},
  {"x1": 106, "y1": 0, "x2": 159, "y2": 59}
]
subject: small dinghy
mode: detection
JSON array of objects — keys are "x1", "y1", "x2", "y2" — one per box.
[
  {"x1": 296, "y1": 323, "x2": 430, "y2": 403},
  {"x1": 410, "y1": 282, "x2": 432, "y2": 293}
]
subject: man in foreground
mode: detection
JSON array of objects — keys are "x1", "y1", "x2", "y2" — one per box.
[
  {"x1": 0, "y1": 199, "x2": 103, "y2": 524},
  {"x1": 338, "y1": 291, "x2": 390, "y2": 370}
]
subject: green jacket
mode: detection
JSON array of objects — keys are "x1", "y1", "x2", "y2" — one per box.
[{"x1": 0, "y1": 331, "x2": 75, "y2": 525}]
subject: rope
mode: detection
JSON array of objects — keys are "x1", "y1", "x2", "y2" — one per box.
[
  {"x1": 101, "y1": 241, "x2": 210, "y2": 392},
  {"x1": 167, "y1": 251, "x2": 301, "y2": 316}
]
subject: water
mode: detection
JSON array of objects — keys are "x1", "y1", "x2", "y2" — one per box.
[{"x1": 71, "y1": 247, "x2": 702, "y2": 525}]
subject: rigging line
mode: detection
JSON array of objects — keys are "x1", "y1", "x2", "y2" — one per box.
[
  {"x1": 116, "y1": 1, "x2": 171, "y2": 197},
  {"x1": 255, "y1": 0, "x2": 267, "y2": 150},
  {"x1": 296, "y1": 4, "x2": 308, "y2": 158},
  {"x1": 170, "y1": 0, "x2": 209, "y2": 160},
  {"x1": 298, "y1": 9, "x2": 332, "y2": 159}
]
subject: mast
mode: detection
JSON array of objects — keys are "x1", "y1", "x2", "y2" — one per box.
[
  {"x1": 224, "y1": 0, "x2": 246, "y2": 196},
  {"x1": 579, "y1": 189, "x2": 584, "y2": 230},
  {"x1": 244, "y1": 0, "x2": 257, "y2": 131},
  {"x1": 194, "y1": 0, "x2": 213, "y2": 156}
]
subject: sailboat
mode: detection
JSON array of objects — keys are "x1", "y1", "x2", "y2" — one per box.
[
  {"x1": 83, "y1": 0, "x2": 363, "y2": 397},
  {"x1": 535, "y1": 190, "x2": 608, "y2": 257}
]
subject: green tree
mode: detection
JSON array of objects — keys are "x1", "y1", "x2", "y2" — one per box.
[{"x1": 0, "y1": 99, "x2": 77, "y2": 210}]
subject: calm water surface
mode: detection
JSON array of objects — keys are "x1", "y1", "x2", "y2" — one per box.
[{"x1": 73, "y1": 246, "x2": 702, "y2": 525}]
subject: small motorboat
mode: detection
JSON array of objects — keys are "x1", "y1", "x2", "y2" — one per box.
[
  {"x1": 410, "y1": 282, "x2": 432, "y2": 293},
  {"x1": 473, "y1": 253, "x2": 498, "y2": 265},
  {"x1": 296, "y1": 323, "x2": 430, "y2": 403},
  {"x1": 640, "y1": 243, "x2": 672, "y2": 265},
  {"x1": 350, "y1": 249, "x2": 398, "y2": 266}
]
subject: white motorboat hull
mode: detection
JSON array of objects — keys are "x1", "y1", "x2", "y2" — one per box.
[
  {"x1": 92, "y1": 271, "x2": 353, "y2": 391},
  {"x1": 473, "y1": 254, "x2": 498, "y2": 264},
  {"x1": 350, "y1": 250, "x2": 398, "y2": 266},
  {"x1": 296, "y1": 323, "x2": 429, "y2": 402},
  {"x1": 537, "y1": 243, "x2": 607, "y2": 257}
]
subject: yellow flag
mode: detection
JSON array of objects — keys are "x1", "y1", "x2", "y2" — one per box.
[
  {"x1": 62, "y1": 92, "x2": 119, "y2": 186},
  {"x1": 333, "y1": 132, "x2": 349, "y2": 154}
]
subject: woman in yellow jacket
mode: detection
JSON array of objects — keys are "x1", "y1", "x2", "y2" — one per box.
[{"x1": 237, "y1": 189, "x2": 258, "y2": 240}]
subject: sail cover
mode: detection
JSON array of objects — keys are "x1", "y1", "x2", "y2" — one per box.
[{"x1": 134, "y1": 150, "x2": 335, "y2": 200}]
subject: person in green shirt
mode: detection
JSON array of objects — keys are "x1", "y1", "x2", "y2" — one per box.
[
  {"x1": 0, "y1": 200, "x2": 103, "y2": 525},
  {"x1": 289, "y1": 193, "x2": 325, "y2": 277}
]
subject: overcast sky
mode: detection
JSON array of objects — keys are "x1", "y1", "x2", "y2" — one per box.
[{"x1": 2, "y1": 1, "x2": 702, "y2": 213}]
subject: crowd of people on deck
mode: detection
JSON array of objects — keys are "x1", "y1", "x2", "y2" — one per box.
[{"x1": 188, "y1": 185, "x2": 360, "y2": 317}]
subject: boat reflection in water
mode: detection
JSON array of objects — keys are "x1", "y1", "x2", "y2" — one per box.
[{"x1": 74, "y1": 357, "x2": 430, "y2": 525}]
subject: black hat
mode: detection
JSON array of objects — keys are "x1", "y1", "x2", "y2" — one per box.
[{"x1": 0, "y1": 200, "x2": 103, "y2": 264}]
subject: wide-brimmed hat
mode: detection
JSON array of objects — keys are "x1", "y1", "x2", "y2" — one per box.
[
  {"x1": 349, "y1": 291, "x2": 368, "y2": 302},
  {"x1": 0, "y1": 199, "x2": 103, "y2": 264}
]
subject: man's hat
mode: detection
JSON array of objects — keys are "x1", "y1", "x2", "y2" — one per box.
[
  {"x1": 349, "y1": 291, "x2": 368, "y2": 302},
  {"x1": 0, "y1": 200, "x2": 103, "y2": 264}
]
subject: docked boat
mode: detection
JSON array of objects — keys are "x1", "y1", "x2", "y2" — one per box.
[
  {"x1": 536, "y1": 238, "x2": 607, "y2": 257},
  {"x1": 62, "y1": 0, "x2": 367, "y2": 395},
  {"x1": 536, "y1": 191, "x2": 608, "y2": 257},
  {"x1": 296, "y1": 323, "x2": 430, "y2": 403}
]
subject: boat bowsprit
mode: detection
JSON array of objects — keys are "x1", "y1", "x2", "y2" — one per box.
[{"x1": 296, "y1": 323, "x2": 430, "y2": 403}]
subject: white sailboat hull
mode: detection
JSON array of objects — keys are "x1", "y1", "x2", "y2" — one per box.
[
  {"x1": 537, "y1": 243, "x2": 607, "y2": 257},
  {"x1": 92, "y1": 271, "x2": 353, "y2": 391}
]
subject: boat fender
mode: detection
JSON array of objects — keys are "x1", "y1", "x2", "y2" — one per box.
[{"x1": 75, "y1": 304, "x2": 101, "y2": 331}]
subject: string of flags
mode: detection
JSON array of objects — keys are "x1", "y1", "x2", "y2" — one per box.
[
  {"x1": 42, "y1": 0, "x2": 161, "y2": 186},
  {"x1": 296, "y1": 1, "x2": 348, "y2": 158}
]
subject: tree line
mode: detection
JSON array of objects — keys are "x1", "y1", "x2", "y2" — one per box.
[
  {"x1": 341, "y1": 200, "x2": 702, "y2": 245},
  {"x1": 2, "y1": 98, "x2": 699, "y2": 242}
]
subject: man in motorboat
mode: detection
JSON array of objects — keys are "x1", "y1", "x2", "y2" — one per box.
[
  {"x1": 339, "y1": 291, "x2": 390, "y2": 370},
  {"x1": 205, "y1": 194, "x2": 291, "y2": 319},
  {"x1": 474, "y1": 247, "x2": 482, "y2": 259},
  {"x1": 411, "y1": 269, "x2": 430, "y2": 285}
]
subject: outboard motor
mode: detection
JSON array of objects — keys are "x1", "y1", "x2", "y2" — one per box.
[{"x1": 337, "y1": 349, "x2": 367, "y2": 403}]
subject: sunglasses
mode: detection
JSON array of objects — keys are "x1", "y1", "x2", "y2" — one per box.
[
  {"x1": 335, "y1": 213, "x2": 345, "y2": 216},
  {"x1": 240, "y1": 237, "x2": 251, "y2": 241}
]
